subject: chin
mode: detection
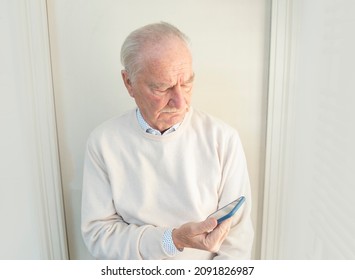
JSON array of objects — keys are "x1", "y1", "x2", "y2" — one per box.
[
  {"x1": 158, "y1": 114, "x2": 183, "y2": 129},
  {"x1": 169, "y1": 112, "x2": 185, "y2": 122}
]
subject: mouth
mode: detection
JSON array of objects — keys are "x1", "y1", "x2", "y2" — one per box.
[
  {"x1": 161, "y1": 110, "x2": 180, "y2": 114},
  {"x1": 160, "y1": 106, "x2": 189, "y2": 114}
]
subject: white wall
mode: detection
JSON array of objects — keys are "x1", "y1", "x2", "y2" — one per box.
[
  {"x1": 47, "y1": 0, "x2": 270, "y2": 259},
  {"x1": 0, "y1": 0, "x2": 67, "y2": 259}
]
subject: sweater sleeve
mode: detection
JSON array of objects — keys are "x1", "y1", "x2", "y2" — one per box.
[
  {"x1": 81, "y1": 135, "x2": 169, "y2": 260},
  {"x1": 213, "y1": 131, "x2": 254, "y2": 259}
]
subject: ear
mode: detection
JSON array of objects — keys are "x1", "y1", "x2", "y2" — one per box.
[{"x1": 121, "y1": 70, "x2": 135, "y2": 97}]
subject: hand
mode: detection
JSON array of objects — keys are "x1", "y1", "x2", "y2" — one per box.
[{"x1": 172, "y1": 217, "x2": 232, "y2": 253}]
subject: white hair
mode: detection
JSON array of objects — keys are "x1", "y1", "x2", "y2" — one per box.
[{"x1": 120, "y1": 22, "x2": 191, "y2": 82}]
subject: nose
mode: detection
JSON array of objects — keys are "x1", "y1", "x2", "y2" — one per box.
[{"x1": 168, "y1": 84, "x2": 186, "y2": 109}]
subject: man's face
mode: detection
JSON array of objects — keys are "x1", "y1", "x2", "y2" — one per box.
[{"x1": 122, "y1": 38, "x2": 194, "y2": 132}]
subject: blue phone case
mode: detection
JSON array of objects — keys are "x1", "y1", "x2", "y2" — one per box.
[{"x1": 209, "y1": 196, "x2": 245, "y2": 224}]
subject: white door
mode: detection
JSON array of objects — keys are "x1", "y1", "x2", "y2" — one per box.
[
  {"x1": 47, "y1": 0, "x2": 270, "y2": 259},
  {"x1": 262, "y1": 0, "x2": 355, "y2": 259}
]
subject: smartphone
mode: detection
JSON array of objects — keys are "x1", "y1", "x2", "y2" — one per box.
[{"x1": 208, "y1": 196, "x2": 245, "y2": 224}]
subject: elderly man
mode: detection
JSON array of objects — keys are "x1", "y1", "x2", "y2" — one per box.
[{"x1": 81, "y1": 22, "x2": 254, "y2": 259}]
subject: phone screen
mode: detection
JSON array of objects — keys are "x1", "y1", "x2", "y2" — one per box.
[{"x1": 208, "y1": 196, "x2": 245, "y2": 223}]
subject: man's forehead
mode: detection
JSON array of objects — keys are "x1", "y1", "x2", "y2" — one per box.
[
  {"x1": 138, "y1": 40, "x2": 193, "y2": 83},
  {"x1": 142, "y1": 57, "x2": 193, "y2": 79},
  {"x1": 142, "y1": 38, "x2": 191, "y2": 63}
]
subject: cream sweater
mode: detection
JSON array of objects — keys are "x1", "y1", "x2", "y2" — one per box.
[{"x1": 81, "y1": 107, "x2": 254, "y2": 259}]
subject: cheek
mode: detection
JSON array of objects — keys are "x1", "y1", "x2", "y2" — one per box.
[
  {"x1": 183, "y1": 92, "x2": 192, "y2": 106},
  {"x1": 186, "y1": 93, "x2": 192, "y2": 102},
  {"x1": 140, "y1": 95, "x2": 167, "y2": 115}
]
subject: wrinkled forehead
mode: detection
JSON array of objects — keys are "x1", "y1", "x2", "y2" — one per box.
[
  {"x1": 139, "y1": 38, "x2": 193, "y2": 80},
  {"x1": 143, "y1": 38, "x2": 191, "y2": 65}
]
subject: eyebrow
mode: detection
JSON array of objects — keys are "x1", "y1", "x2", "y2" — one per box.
[
  {"x1": 149, "y1": 82, "x2": 170, "y2": 90},
  {"x1": 149, "y1": 73, "x2": 195, "y2": 90},
  {"x1": 185, "y1": 73, "x2": 195, "y2": 84}
]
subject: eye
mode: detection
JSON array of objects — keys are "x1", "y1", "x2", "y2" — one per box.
[
  {"x1": 182, "y1": 83, "x2": 193, "y2": 93},
  {"x1": 157, "y1": 87, "x2": 170, "y2": 92},
  {"x1": 153, "y1": 88, "x2": 169, "y2": 96}
]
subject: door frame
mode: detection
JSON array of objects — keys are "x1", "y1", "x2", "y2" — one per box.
[
  {"x1": 261, "y1": 0, "x2": 297, "y2": 259},
  {"x1": 22, "y1": 0, "x2": 68, "y2": 259}
]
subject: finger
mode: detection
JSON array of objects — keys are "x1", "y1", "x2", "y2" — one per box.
[
  {"x1": 192, "y1": 218, "x2": 217, "y2": 234},
  {"x1": 218, "y1": 217, "x2": 233, "y2": 230},
  {"x1": 216, "y1": 219, "x2": 232, "y2": 239},
  {"x1": 172, "y1": 218, "x2": 217, "y2": 248},
  {"x1": 204, "y1": 218, "x2": 231, "y2": 250}
]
